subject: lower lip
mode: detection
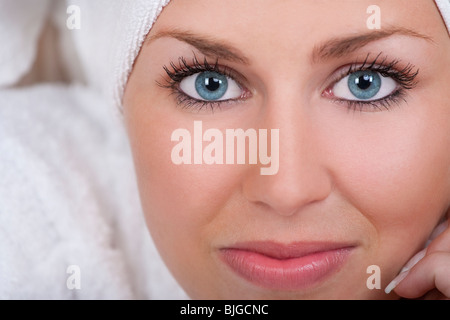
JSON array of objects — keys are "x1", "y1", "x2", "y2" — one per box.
[{"x1": 220, "y1": 247, "x2": 352, "y2": 291}]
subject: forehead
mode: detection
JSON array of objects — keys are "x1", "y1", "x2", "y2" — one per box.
[{"x1": 150, "y1": 0, "x2": 447, "y2": 47}]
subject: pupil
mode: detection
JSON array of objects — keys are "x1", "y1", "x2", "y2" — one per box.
[
  {"x1": 205, "y1": 77, "x2": 221, "y2": 91},
  {"x1": 347, "y1": 71, "x2": 381, "y2": 100},
  {"x1": 195, "y1": 71, "x2": 228, "y2": 100},
  {"x1": 355, "y1": 74, "x2": 373, "y2": 90}
]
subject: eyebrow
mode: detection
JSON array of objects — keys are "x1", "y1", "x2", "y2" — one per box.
[
  {"x1": 311, "y1": 26, "x2": 434, "y2": 63},
  {"x1": 146, "y1": 27, "x2": 434, "y2": 66},
  {"x1": 145, "y1": 29, "x2": 250, "y2": 64}
]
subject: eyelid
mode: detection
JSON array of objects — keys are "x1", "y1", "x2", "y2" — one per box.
[
  {"x1": 319, "y1": 54, "x2": 419, "y2": 112},
  {"x1": 322, "y1": 54, "x2": 419, "y2": 95},
  {"x1": 164, "y1": 54, "x2": 250, "y2": 88},
  {"x1": 158, "y1": 54, "x2": 253, "y2": 110},
  {"x1": 323, "y1": 63, "x2": 359, "y2": 91}
]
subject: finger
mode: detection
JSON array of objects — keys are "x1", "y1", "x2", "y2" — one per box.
[
  {"x1": 384, "y1": 248, "x2": 426, "y2": 295},
  {"x1": 422, "y1": 288, "x2": 447, "y2": 300},
  {"x1": 385, "y1": 219, "x2": 450, "y2": 297},
  {"x1": 426, "y1": 220, "x2": 450, "y2": 253},
  {"x1": 393, "y1": 252, "x2": 450, "y2": 299}
]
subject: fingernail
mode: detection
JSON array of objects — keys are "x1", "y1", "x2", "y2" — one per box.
[
  {"x1": 385, "y1": 270, "x2": 409, "y2": 294},
  {"x1": 399, "y1": 248, "x2": 426, "y2": 273},
  {"x1": 385, "y1": 248, "x2": 427, "y2": 294},
  {"x1": 428, "y1": 220, "x2": 449, "y2": 242}
]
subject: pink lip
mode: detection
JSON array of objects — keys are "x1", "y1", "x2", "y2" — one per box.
[{"x1": 219, "y1": 241, "x2": 354, "y2": 291}]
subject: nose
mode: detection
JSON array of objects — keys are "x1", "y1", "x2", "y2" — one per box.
[{"x1": 242, "y1": 95, "x2": 333, "y2": 217}]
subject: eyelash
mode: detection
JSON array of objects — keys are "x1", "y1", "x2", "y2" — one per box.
[
  {"x1": 157, "y1": 55, "x2": 244, "y2": 111},
  {"x1": 158, "y1": 52, "x2": 419, "y2": 112},
  {"x1": 327, "y1": 53, "x2": 419, "y2": 112}
]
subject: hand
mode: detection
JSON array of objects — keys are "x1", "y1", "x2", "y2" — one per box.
[{"x1": 385, "y1": 219, "x2": 450, "y2": 299}]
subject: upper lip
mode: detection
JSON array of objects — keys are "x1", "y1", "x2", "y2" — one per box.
[{"x1": 221, "y1": 241, "x2": 356, "y2": 260}]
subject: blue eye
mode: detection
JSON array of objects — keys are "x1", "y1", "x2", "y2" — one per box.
[
  {"x1": 195, "y1": 71, "x2": 228, "y2": 100},
  {"x1": 179, "y1": 71, "x2": 243, "y2": 102},
  {"x1": 332, "y1": 70, "x2": 398, "y2": 102},
  {"x1": 347, "y1": 71, "x2": 381, "y2": 99}
]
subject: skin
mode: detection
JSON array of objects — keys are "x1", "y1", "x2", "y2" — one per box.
[{"x1": 122, "y1": 0, "x2": 450, "y2": 299}]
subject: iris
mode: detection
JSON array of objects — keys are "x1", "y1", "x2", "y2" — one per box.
[
  {"x1": 195, "y1": 71, "x2": 228, "y2": 100},
  {"x1": 348, "y1": 71, "x2": 381, "y2": 100}
]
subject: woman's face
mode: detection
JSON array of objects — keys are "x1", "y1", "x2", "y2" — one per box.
[{"x1": 123, "y1": 0, "x2": 450, "y2": 299}]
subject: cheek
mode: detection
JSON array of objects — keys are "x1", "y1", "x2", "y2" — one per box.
[
  {"x1": 128, "y1": 115, "x2": 253, "y2": 298},
  {"x1": 327, "y1": 107, "x2": 450, "y2": 256},
  {"x1": 125, "y1": 109, "x2": 243, "y2": 264}
]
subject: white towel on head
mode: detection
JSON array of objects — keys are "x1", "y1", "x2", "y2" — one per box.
[
  {"x1": 0, "y1": 0, "x2": 50, "y2": 87},
  {"x1": 53, "y1": 0, "x2": 171, "y2": 111},
  {"x1": 435, "y1": 0, "x2": 450, "y2": 35}
]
